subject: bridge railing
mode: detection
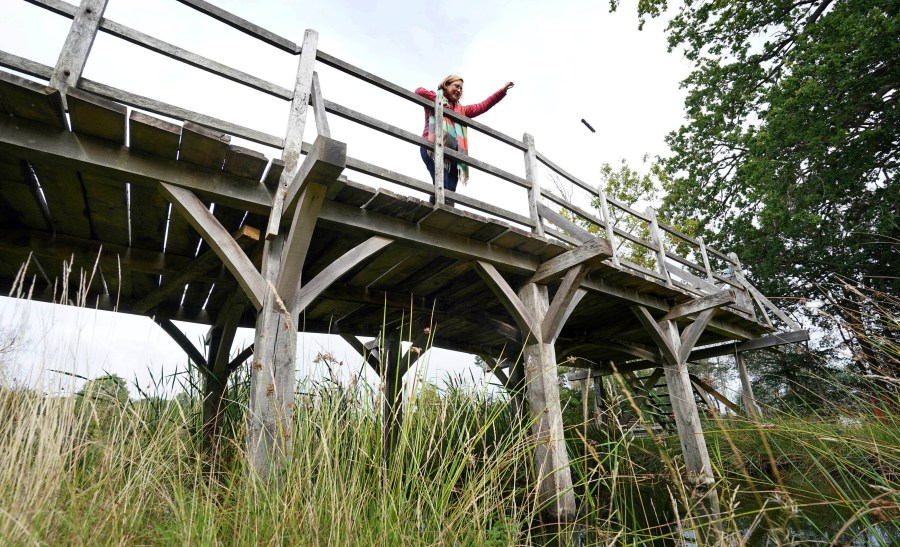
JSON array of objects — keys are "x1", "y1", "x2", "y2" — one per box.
[{"x1": 2, "y1": 0, "x2": 796, "y2": 329}]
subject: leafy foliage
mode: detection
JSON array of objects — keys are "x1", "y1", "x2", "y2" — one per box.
[
  {"x1": 77, "y1": 373, "x2": 129, "y2": 404},
  {"x1": 613, "y1": 0, "x2": 899, "y2": 376}
]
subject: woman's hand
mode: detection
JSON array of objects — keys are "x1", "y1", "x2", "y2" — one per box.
[{"x1": 505, "y1": 82, "x2": 515, "y2": 91}]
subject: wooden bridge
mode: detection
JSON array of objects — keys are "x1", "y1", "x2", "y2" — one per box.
[{"x1": 0, "y1": 0, "x2": 807, "y2": 520}]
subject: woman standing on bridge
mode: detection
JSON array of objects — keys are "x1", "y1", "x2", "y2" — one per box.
[{"x1": 415, "y1": 76, "x2": 514, "y2": 192}]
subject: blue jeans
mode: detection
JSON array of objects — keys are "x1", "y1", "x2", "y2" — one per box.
[{"x1": 420, "y1": 147, "x2": 458, "y2": 192}]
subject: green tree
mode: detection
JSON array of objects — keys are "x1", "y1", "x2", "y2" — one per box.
[
  {"x1": 613, "y1": 0, "x2": 899, "y2": 377},
  {"x1": 78, "y1": 373, "x2": 129, "y2": 404}
]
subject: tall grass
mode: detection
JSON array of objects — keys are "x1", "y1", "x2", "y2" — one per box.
[{"x1": 2, "y1": 257, "x2": 898, "y2": 544}]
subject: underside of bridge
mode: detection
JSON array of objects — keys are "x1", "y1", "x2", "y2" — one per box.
[{"x1": 0, "y1": 0, "x2": 807, "y2": 522}]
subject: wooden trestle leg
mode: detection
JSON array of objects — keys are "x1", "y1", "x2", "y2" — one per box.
[{"x1": 517, "y1": 282, "x2": 575, "y2": 521}]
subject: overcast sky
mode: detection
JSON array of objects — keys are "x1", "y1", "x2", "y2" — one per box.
[{"x1": 0, "y1": 0, "x2": 691, "y2": 397}]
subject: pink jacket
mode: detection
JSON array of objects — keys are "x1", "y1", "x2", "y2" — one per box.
[{"x1": 414, "y1": 86, "x2": 509, "y2": 138}]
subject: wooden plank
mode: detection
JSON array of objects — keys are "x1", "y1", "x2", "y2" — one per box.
[
  {"x1": 363, "y1": 190, "x2": 433, "y2": 223},
  {"x1": 689, "y1": 330, "x2": 809, "y2": 361},
  {"x1": 155, "y1": 317, "x2": 207, "y2": 367},
  {"x1": 80, "y1": 78, "x2": 283, "y2": 148},
  {"x1": 0, "y1": 71, "x2": 66, "y2": 129},
  {"x1": 178, "y1": 121, "x2": 230, "y2": 170},
  {"x1": 597, "y1": 185, "x2": 620, "y2": 266},
  {"x1": 735, "y1": 352, "x2": 762, "y2": 418},
  {"x1": 341, "y1": 334, "x2": 381, "y2": 373},
  {"x1": 223, "y1": 145, "x2": 268, "y2": 181},
  {"x1": 276, "y1": 180, "x2": 327, "y2": 309},
  {"x1": 27, "y1": 161, "x2": 92, "y2": 238},
  {"x1": 646, "y1": 207, "x2": 672, "y2": 287},
  {"x1": 282, "y1": 136, "x2": 347, "y2": 216},
  {"x1": 474, "y1": 260, "x2": 537, "y2": 340},
  {"x1": 661, "y1": 355, "x2": 715, "y2": 487},
  {"x1": 0, "y1": 227, "x2": 211, "y2": 281},
  {"x1": 631, "y1": 306, "x2": 678, "y2": 366},
  {"x1": 734, "y1": 270, "x2": 801, "y2": 330},
  {"x1": 677, "y1": 308, "x2": 717, "y2": 364},
  {"x1": 50, "y1": 0, "x2": 108, "y2": 91},
  {"x1": 66, "y1": 87, "x2": 127, "y2": 144},
  {"x1": 128, "y1": 110, "x2": 180, "y2": 159},
  {"x1": 0, "y1": 157, "x2": 50, "y2": 231},
  {"x1": 431, "y1": 91, "x2": 445, "y2": 205},
  {"x1": 331, "y1": 178, "x2": 377, "y2": 207},
  {"x1": 133, "y1": 225, "x2": 259, "y2": 313},
  {"x1": 160, "y1": 183, "x2": 265, "y2": 309},
  {"x1": 688, "y1": 374, "x2": 740, "y2": 414},
  {"x1": 527, "y1": 236, "x2": 611, "y2": 285},
  {"x1": 516, "y1": 281, "x2": 575, "y2": 520},
  {"x1": 317, "y1": 201, "x2": 541, "y2": 274},
  {"x1": 81, "y1": 173, "x2": 128, "y2": 246},
  {"x1": 0, "y1": 50, "x2": 54, "y2": 81},
  {"x1": 0, "y1": 116, "x2": 273, "y2": 214},
  {"x1": 662, "y1": 291, "x2": 736, "y2": 321}
]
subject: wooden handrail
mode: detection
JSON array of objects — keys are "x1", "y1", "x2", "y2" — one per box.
[{"x1": 19, "y1": 0, "x2": 749, "y2": 292}]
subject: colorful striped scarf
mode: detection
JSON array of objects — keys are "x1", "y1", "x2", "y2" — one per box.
[{"x1": 426, "y1": 97, "x2": 469, "y2": 184}]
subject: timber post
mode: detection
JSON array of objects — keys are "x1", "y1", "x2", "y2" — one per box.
[
  {"x1": 523, "y1": 133, "x2": 544, "y2": 236},
  {"x1": 474, "y1": 229, "x2": 610, "y2": 521},
  {"x1": 631, "y1": 294, "x2": 736, "y2": 489},
  {"x1": 517, "y1": 281, "x2": 575, "y2": 520},
  {"x1": 736, "y1": 352, "x2": 763, "y2": 419},
  {"x1": 432, "y1": 90, "x2": 446, "y2": 205}
]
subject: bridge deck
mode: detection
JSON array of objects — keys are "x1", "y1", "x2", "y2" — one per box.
[{"x1": 0, "y1": 71, "x2": 771, "y2": 367}]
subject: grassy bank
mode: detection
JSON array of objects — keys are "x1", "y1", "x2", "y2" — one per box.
[{"x1": 2, "y1": 368, "x2": 898, "y2": 545}]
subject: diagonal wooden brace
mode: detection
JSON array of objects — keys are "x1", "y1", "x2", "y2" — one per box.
[
  {"x1": 474, "y1": 260, "x2": 539, "y2": 341},
  {"x1": 160, "y1": 182, "x2": 266, "y2": 309},
  {"x1": 541, "y1": 264, "x2": 588, "y2": 343}
]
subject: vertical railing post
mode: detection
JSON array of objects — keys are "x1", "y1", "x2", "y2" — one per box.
[
  {"x1": 432, "y1": 92, "x2": 446, "y2": 206},
  {"x1": 727, "y1": 252, "x2": 754, "y2": 311},
  {"x1": 646, "y1": 206, "x2": 672, "y2": 286},
  {"x1": 50, "y1": 0, "x2": 110, "y2": 93},
  {"x1": 266, "y1": 29, "x2": 318, "y2": 240},
  {"x1": 522, "y1": 133, "x2": 544, "y2": 236},
  {"x1": 698, "y1": 236, "x2": 714, "y2": 282},
  {"x1": 598, "y1": 186, "x2": 620, "y2": 267}
]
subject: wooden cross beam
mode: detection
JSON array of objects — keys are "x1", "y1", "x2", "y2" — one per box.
[
  {"x1": 662, "y1": 290, "x2": 736, "y2": 321},
  {"x1": 527, "y1": 236, "x2": 611, "y2": 285}
]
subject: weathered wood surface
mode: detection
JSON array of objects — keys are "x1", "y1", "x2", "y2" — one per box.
[
  {"x1": 0, "y1": 64, "x2": 782, "y2": 376},
  {"x1": 50, "y1": 0, "x2": 108, "y2": 92}
]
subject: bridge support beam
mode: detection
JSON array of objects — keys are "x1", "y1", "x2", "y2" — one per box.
[
  {"x1": 343, "y1": 329, "x2": 426, "y2": 460},
  {"x1": 632, "y1": 305, "x2": 718, "y2": 488},
  {"x1": 517, "y1": 282, "x2": 575, "y2": 521}
]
